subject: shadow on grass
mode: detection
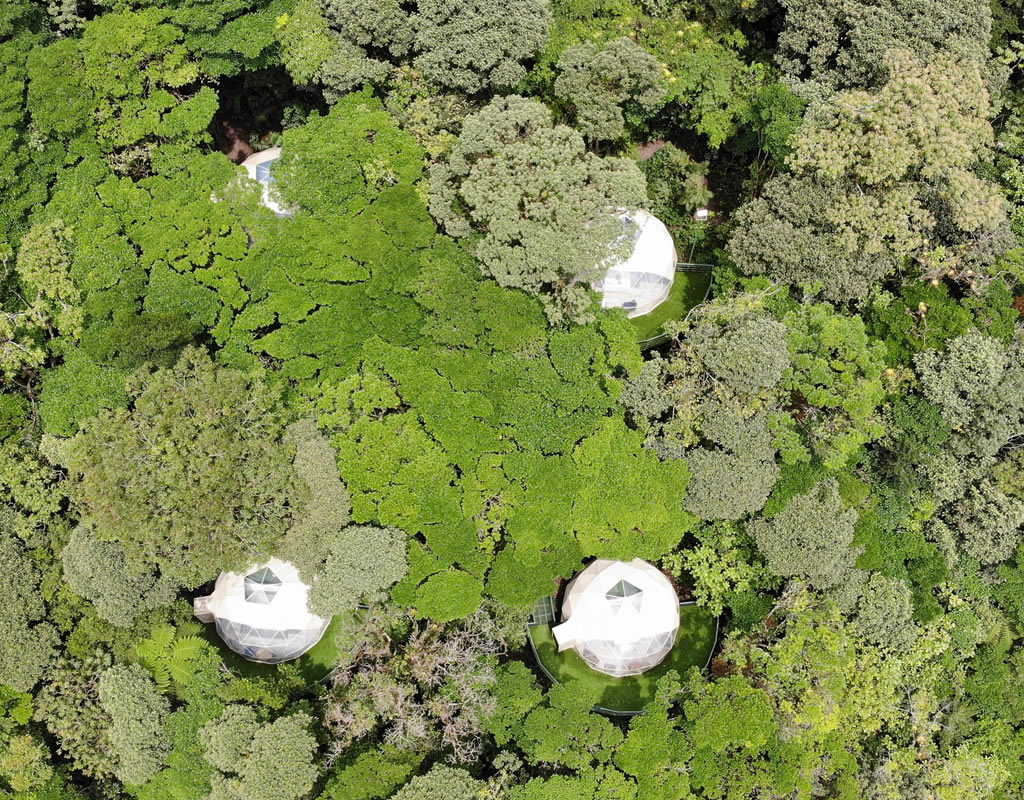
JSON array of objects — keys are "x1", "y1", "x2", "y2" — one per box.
[
  {"x1": 630, "y1": 270, "x2": 713, "y2": 342},
  {"x1": 198, "y1": 610, "x2": 361, "y2": 687},
  {"x1": 529, "y1": 603, "x2": 718, "y2": 714}
]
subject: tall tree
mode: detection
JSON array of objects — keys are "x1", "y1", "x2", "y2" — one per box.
[
  {"x1": 62, "y1": 347, "x2": 299, "y2": 588},
  {"x1": 430, "y1": 95, "x2": 647, "y2": 324}
]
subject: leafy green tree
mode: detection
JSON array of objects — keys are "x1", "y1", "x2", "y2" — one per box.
[
  {"x1": 749, "y1": 479, "x2": 863, "y2": 594},
  {"x1": 429, "y1": 95, "x2": 648, "y2": 324},
  {"x1": 0, "y1": 517, "x2": 59, "y2": 692},
  {"x1": 518, "y1": 683, "x2": 623, "y2": 770},
  {"x1": 567, "y1": 418, "x2": 693, "y2": 559},
  {"x1": 782, "y1": 301, "x2": 886, "y2": 469},
  {"x1": 728, "y1": 175, "x2": 899, "y2": 302},
  {"x1": 554, "y1": 37, "x2": 665, "y2": 141},
  {"x1": 0, "y1": 31, "x2": 45, "y2": 251},
  {"x1": 683, "y1": 674, "x2": 779, "y2": 800},
  {"x1": 389, "y1": 765, "x2": 484, "y2": 800},
  {"x1": 323, "y1": 744, "x2": 423, "y2": 800},
  {"x1": 638, "y1": 143, "x2": 712, "y2": 226},
  {"x1": 483, "y1": 662, "x2": 544, "y2": 747},
  {"x1": 0, "y1": 219, "x2": 81, "y2": 379},
  {"x1": 202, "y1": 709, "x2": 318, "y2": 800},
  {"x1": 411, "y1": 0, "x2": 551, "y2": 93},
  {"x1": 665, "y1": 521, "x2": 775, "y2": 616},
  {"x1": 98, "y1": 665, "x2": 171, "y2": 786},
  {"x1": 776, "y1": 0, "x2": 994, "y2": 99},
  {"x1": 0, "y1": 733, "x2": 52, "y2": 792},
  {"x1": 614, "y1": 673, "x2": 692, "y2": 800},
  {"x1": 216, "y1": 93, "x2": 433, "y2": 386},
  {"x1": 274, "y1": 91, "x2": 425, "y2": 218},
  {"x1": 75, "y1": 8, "x2": 218, "y2": 166},
  {"x1": 731, "y1": 52, "x2": 1007, "y2": 299},
  {"x1": 414, "y1": 569, "x2": 484, "y2": 622},
  {"x1": 307, "y1": 525, "x2": 408, "y2": 617},
  {"x1": 62, "y1": 347, "x2": 299, "y2": 587},
  {"x1": 61, "y1": 528, "x2": 177, "y2": 628}
]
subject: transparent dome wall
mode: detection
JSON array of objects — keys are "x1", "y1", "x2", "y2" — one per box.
[{"x1": 215, "y1": 618, "x2": 329, "y2": 664}]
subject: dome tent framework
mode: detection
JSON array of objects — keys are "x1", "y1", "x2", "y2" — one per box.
[
  {"x1": 592, "y1": 210, "x2": 677, "y2": 318},
  {"x1": 552, "y1": 558, "x2": 680, "y2": 677},
  {"x1": 194, "y1": 558, "x2": 329, "y2": 664}
]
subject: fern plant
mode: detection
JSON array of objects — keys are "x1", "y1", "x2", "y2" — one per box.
[{"x1": 136, "y1": 625, "x2": 208, "y2": 693}]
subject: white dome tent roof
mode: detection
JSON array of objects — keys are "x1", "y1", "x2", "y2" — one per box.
[
  {"x1": 592, "y1": 210, "x2": 677, "y2": 318},
  {"x1": 193, "y1": 557, "x2": 329, "y2": 664},
  {"x1": 240, "y1": 147, "x2": 293, "y2": 217},
  {"x1": 552, "y1": 558, "x2": 679, "y2": 677}
]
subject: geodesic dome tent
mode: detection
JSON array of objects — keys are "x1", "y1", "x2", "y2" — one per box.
[
  {"x1": 592, "y1": 210, "x2": 677, "y2": 318},
  {"x1": 193, "y1": 558, "x2": 329, "y2": 664},
  {"x1": 552, "y1": 558, "x2": 679, "y2": 677},
  {"x1": 240, "y1": 147, "x2": 293, "y2": 217}
]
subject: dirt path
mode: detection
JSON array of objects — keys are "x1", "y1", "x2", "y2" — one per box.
[
  {"x1": 637, "y1": 139, "x2": 666, "y2": 161},
  {"x1": 218, "y1": 120, "x2": 254, "y2": 163}
]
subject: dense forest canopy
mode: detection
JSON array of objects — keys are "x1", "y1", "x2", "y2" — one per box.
[{"x1": 0, "y1": 0, "x2": 1023, "y2": 798}]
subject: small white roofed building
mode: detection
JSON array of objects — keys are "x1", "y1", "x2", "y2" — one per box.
[
  {"x1": 194, "y1": 557, "x2": 329, "y2": 664},
  {"x1": 592, "y1": 210, "x2": 677, "y2": 318},
  {"x1": 240, "y1": 147, "x2": 293, "y2": 217},
  {"x1": 552, "y1": 558, "x2": 679, "y2": 677}
]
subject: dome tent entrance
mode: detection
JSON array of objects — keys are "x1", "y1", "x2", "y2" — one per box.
[
  {"x1": 240, "y1": 147, "x2": 293, "y2": 217},
  {"x1": 552, "y1": 558, "x2": 679, "y2": 677},
  {"x1": 193, "y1": 558, "x2": 329, "y2": 664},
  {"x1": 592, "y1": 210, "x2": 677, "y2": 318}
]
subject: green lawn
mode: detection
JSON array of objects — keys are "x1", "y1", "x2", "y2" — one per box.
[
  {"x1": 630, "y1": 270, "x2": 712, "y2": 343},
  {"x1": 199, "y1": 611, "x2": 360, "y2": 686},
  {"x1": 529, "y1": 603, "x2": 718, "y2": 713}
]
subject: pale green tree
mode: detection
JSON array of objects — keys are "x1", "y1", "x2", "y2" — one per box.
[
  {"x1": 554, "y1": 37, "x2": 665, "y2": 141},
  {"x1": 776, "y1": 0, "x2": 994, "y2": 99},
  {"x1": 731, "y1": 52, "x2": 1007, "y2": 298},
  {"x1": 0, "y1": 516, "x2": 59, "y2": 692},
  {"x1": 412, "y1": 0, "x2": 551, "y2": 93},
  {"x1": 430, "y1": 95, "x2": 647, "y2": 324},
  {"x1": 915, "y1": 329, "x2": 1024, "y2": 502},
  {"x1": 62, "y1": 347, "x2": 299, "y2": 588},
  {"x1": 61, "y1": 527, "x2": 178, "y2": 628},
  {"x1": 390, "y1": 765, "x2": 485, "y2": 800},
  {"x1": 307, "y1": 525, "x2": 407, "y2": 617},
  {"x1": 98, "y1": 664, "x2": 170, "y2": 785},
  {"x1": 749, "y1": 479, "x2": 863, "y2": 593},
  {"x1": 854, "y1": 573, "x2": 918, "y2": 651},
  {"x1": 202, "y1": 708, "x2": 318, "y2": 800},
  {"x1": 279, "y1": 417, "x2": 352, "y2": 578}
]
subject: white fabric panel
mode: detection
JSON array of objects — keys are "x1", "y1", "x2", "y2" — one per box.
[
  {"x1": 552, "y1": 558, "x2": 680, "y2": 677},
  {"x1": 193, "y1": 557, "x2": 329, "y2": 664},
  {"x1": 593, "y1": 210, "x2": 677, "y2": 318}
]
